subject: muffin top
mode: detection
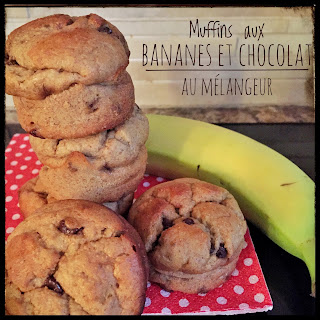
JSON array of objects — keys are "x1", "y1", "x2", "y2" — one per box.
[{"x1": 128, "y1": 178, "x2": 247, "y2": 274}]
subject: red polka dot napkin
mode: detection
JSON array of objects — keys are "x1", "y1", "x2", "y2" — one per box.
[{"x1": 5, "y1": 133, "x2": 273, "y2": 315}]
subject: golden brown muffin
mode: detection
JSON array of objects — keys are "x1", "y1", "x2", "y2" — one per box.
[
  {"x1": 5, "y1": 200, "x2": 148, "y2": 315},
  {"x1": 13, "y1": 71, "x2": 135, "y2": 139},
  {"x1": 5, "y1": 13, "x2": 130, "y2": 100},
  {"x1": 32, "y1": 146, "x2": 147, "y2": 203},
  {"x1": 29, "y1": 105, "x2": 149, "y2": 168},
  {"x1": 127, "y1": 178, "x2": 247, "y2": 294}
]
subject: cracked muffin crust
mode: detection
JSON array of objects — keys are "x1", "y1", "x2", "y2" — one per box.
[
  {"x1": 5, "y1": 200, "x2": 148, "y2": 315},
  {"x1": 18, "y1": 176, "x2": 134, "y2": 218},
  {"x1": 13, "y1": 71, "x2": 135, "y2": 139},
  {"x1": 29, "y1": 105, "x2": 149, "y2": 168},
  {"x1": 5, "y1": 13, "x2": 130, "y2": 100},
  {"x1": 127, "y1": 178, "x2": 247, "y2": 294},
  {"x1": 32, "y1": 146, "x2": 147, "y2": 203}
]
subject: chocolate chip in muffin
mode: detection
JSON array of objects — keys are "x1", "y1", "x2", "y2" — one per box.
[
  {"x1": 198, "y1": 287, "x2": 209, "y2": 294},
  {"x1": 83, "y1": 153, "x2": 94, "y2": 161},
  {"x1": 183, "y1": 218, "x2": 194, "y2": 225},
  {"x1": 98, "y1": 24, "x2": 112, "y2": 34},
  {"x1": 37, "y1": 192, "x2": 48, "y2": 200},
  {"x1": 102, "y1": 164, "x2": 113, "y2": 173},
  {"x1": 44, "y1": 275, "x2": 64, "y2": 295},
  {"x1": 67, "y1": 162, "x2": 78, "y2": 172},
  {"x1": 66, "y1": 19, "x2": 74, "y2": 26},
  {"x1": 87, "y1": 98, "x2": 100, "y2": 112},
  {"x1": 151, "y1": 233, "x2": 162, "y2": 251},
  {"x1": 209, "y1": 242, "x2": 215, "y2": 255},
  {"x1": 29, "y1": 129, "x2": 45, "y2": 139},
  {"x1": 57, "y1": 219, "x2": 84, "y2": 235},
  {"x1": 162, "y1": 217, "x2": 173, "y2": 230},
  {"x1": 6, "y1": 59, "x2": 19, "y2": 66},
  {"x1": 216, "y1": 243, "x2": 227, "y2": 258},
  {"x1": 114, "y1": 230, "x2": 125, "y2": 237},
  {"x1": 42, "y1": 85, "x2": 53, "y2": 97}
]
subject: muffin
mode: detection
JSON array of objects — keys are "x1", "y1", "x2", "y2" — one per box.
[
  {"x1": 28, "y1": 105, "x2": 149, "y2": 168},
  {"x1": 5, "y1": 199, "x2": 148, "y2": 315},
  {"x1": 5, "y1": 13, "x2": 130, "y2": 99},
  {"x1": 127, "y1": 178, "x2": 247, "y2": 293},
  {"x1": 12, "y1": 71, "x2": 135, "y2": 139},
  {"x1": 33, "y1": 146, "x2": 147, "y2": 203}
]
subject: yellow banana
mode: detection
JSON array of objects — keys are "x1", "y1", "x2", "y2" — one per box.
[{"x1": 145, "y1": 114, "x2": 315, "y2": 296}]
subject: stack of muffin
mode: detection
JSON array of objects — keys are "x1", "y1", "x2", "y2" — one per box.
[
  {"x1": 5, "y1": 12, "x2": 249, "y2": 316},
  {"x1": 5, "y1": 13, "x2": 149, "y2": 218}
]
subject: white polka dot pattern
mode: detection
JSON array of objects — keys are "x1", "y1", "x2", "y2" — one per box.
[
  {"x1": 198, "y1": 292, "x2": 207, "y2": 297},
  {"x1": 145, "y1": 297, "x2": 151, "y2": 307},
  {"x1": 249, "y1": 275, "x2": 259, "y2": 284},
  {"x1": 161, "y1": 307, "x2": 172, "y2": 314},
  {"x1": 160, "y1": 290, "x2": 171, "y2": 297},
  {"x1": 6, "y1": 227, "x2": 15, "y2": 234},
  {"x1": 239, "y1": 303, "x2": 250, "y2": 309},
  {"x1": 5, "y1": 135, "x2": 43, "y2": 240},
  {"x1": 244, "y1": 258, "x2": 253, "y2": 266},
  {"x1": 12, "y1": 214, "x2": 21, "y2": 220},
  {"x1": 142, "y1": 181, "x2": 150, "y2": 188},
  {"x1": 234, "y1": 285, "x2": 244, "y2": 295},
  {"x1": 5, "y1": 134, "x2": 273, "y2": 315},
  {"x1": 217, "y1": 297, "x2": 227, "y2": 305},
  {"x1": 200, "y1": 306, "x2": 210, "y2": 312},
  {"x1": 254, "y1": 293, "x2": 265, "y2": 303},
  {"x1": 179, "y1": 298, "x2": 190, "y2": 307},
  {"x1": 232, "y1": 268, "x2": 239, "y2": 276}
]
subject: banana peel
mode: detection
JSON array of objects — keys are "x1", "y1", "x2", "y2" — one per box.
[{"x1": 145, "y1": 114, "x2": 315, "y2": 297}]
